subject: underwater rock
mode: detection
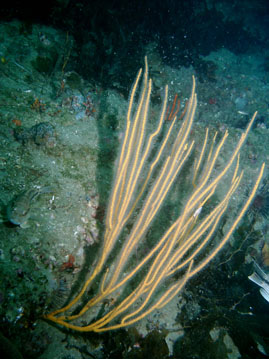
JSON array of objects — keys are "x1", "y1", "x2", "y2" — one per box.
[
  {"x1": 4, "y1": 187, "x2": 52, "y2": 228},
  {"x1": 14, "y1": 122, "x2": 56, "y2": 147}
]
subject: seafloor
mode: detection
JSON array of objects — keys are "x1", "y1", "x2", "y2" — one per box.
[{"x1": 0, "y1": 20, "x2": 268, "y2": 359}]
